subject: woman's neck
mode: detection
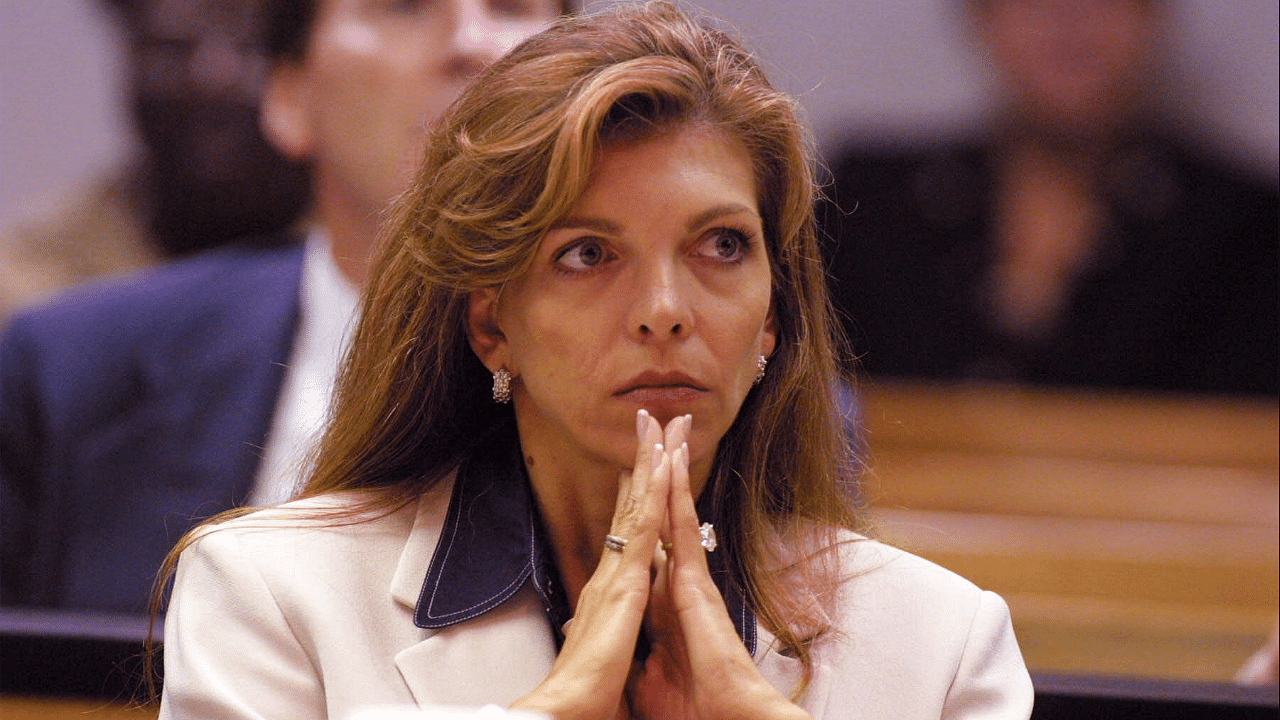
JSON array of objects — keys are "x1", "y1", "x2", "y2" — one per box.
[{"x1": 525, "y1": 457, "x2": 621, "y2": 607}]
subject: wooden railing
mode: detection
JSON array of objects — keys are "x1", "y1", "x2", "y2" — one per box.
[
  {"x1": 859, "y1": 380, "x2": 1279, "y2": 682},
  {"x1": 0, "y1": 697, "x2": 157, "y2": 720},
  {"x1": 4, "y1": 381, "x2": 1275, "y2": 713}
]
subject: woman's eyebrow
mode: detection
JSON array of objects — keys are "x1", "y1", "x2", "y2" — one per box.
[
  {"x1": 547, "y1": 216, "x2": 622, "y2": 234},
  {"x1": 548, "y1": 203, "x2": 758, "y2": 235},
  {"x1": 686, "y1": 203, "x2": 759, "y2": 231}
]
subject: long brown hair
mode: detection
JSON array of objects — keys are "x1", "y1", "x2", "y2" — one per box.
[{"x1": 159, "y1": 0, "x2": 863, "y2": 693}]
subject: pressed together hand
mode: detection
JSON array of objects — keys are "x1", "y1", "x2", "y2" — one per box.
[{"x1": 513, "y1": 410, "x2": 811, "y2": 720}]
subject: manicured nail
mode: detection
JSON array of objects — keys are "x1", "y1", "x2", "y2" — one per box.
[
  {"x1": 652, "y1": 443, "x2": 664, "y2": 472},
  {"x1": 636, "y1": 408, "x2": 649, "y2": 438}
]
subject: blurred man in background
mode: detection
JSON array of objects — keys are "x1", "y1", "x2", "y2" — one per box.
[
  {"x1": 0, "y1": 0, "x2": 310, "y2": 320},
  {"x1": 822, "y1": 0, "x2": 1277, "y2": 396},
  {"x1": 1, "y1": 0, "x2": 568, "y2": 613}
]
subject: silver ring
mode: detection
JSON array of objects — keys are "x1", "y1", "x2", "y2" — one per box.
[{"x1": 603, "y1": 534, "x2": 628, "y2": 552}]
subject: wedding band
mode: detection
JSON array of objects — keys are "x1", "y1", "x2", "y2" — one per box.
[
  {"x1": 661, "y1": 541, "x2": 674, "y2": 551},
  {"x1": 699, "y1": 522, "x2": 718, "y2": 552},
  {"x1": 604, "y1": 534, "x2": 628, "y2": 552}
]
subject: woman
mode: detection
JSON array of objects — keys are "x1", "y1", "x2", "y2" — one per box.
[{"x1": 157, "y1": 3, "x2": 1033, "y2": 718}]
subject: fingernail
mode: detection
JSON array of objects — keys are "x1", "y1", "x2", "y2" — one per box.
[
  {"x1": 653, "y1": 443, "x2": 664, "y2": 472},
  {"x1": 636, "y1": 408, "x2": 649, "y2": 437}
]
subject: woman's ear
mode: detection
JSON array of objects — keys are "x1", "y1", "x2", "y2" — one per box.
[
  {"x1": 260, "y1": 62, "x2": 316, "y2": 161},
  {"x1": 466, "y1": 287, "x2": 507, "y2": 372},
  {"x1": 761, "y1": 304, "x2": 778, "y2": 360}
]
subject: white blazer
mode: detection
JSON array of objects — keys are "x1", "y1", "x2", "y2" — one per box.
[{"x1": 159, "y1": 477, "x2": 1033, "y2": 719}]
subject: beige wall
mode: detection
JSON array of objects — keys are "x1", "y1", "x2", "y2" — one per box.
[{"x1": 1, "y1": 0, "x2": 132, "y2": 223}]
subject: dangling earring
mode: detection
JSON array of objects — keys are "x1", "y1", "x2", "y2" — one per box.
[
  {"x1": 492, "y1": 368, "x2": 512, "y2": 403},
  {"x1": 753, "y1": 355, "x2": 767, "y2": 386}
]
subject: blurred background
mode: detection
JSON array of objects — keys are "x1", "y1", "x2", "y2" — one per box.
[
  {"x1": 0, "y1": 1, "x2": 1275, "y2": 715},
  {"x1": 2, "y1": 0, "x2": 1276, "y2": 222}
]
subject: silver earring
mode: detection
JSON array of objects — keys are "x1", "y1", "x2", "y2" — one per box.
[
  {"x1": 753, "y1": 355, "x2": 767, "y2": 386},
  {"x1": 492, "y1": 368, "x2": 512, "y2": 403}
]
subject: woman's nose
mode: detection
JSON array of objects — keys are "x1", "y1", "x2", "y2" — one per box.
[{"x1": 632, "y1": 262, "x2": 694, "y2": 340}]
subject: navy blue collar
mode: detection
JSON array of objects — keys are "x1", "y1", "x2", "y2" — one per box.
[{"x1": 414, "y1": 421, "x2": 756, "y2": 655}]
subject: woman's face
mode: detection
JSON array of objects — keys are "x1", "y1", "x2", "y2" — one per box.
[{"x1": 472, "y1": 125, "x2": 777, "y2": 483}]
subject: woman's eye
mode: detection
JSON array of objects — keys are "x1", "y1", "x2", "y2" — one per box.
[
  {"x1": 554, "y1": 240, "x2": 609, "y2": 271},
  {"x1": 696, "y1": 228, "x2": 750, "y2": 262}
]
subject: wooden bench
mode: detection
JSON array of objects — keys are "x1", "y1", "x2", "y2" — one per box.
[
  {"x1": 0, "y1": 696, "x2": 156, "y2": 720},
  {"x1": 859, "y1": 380, "x2": 1279, "y2": 682}
]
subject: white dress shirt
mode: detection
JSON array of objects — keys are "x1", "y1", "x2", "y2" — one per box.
[{"x1": 247, "y1": 229, "x2": 359, "y2": 506}]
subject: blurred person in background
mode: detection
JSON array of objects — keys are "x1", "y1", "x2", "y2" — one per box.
[
  {"x1": 0, "y1": 0, "x2": 310, "y2": 321},
  {"x1": 0, "y1": 0, "x2": 567, "y2": 614},
  {"x1": 822, "y1": 0, "x2": 1277, "y2": 396}
]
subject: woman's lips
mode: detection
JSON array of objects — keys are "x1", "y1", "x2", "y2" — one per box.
[
  {"x1": 614, "y1": 371, "x2": 708, "y2": 412},
  {"x1": 615, "y1": 385, "x2": 706, "y2": 405}
]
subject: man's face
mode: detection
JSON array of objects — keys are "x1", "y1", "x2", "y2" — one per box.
[
  {"x1": 978, "y1": 0, "x2": 1157, "y2": 138},
  {"x1": 275, "y1": 0, "x2": 562, "y2": 228},
  {"x1": 126, "y1": 0, "x2": 307, "y2": 220}
]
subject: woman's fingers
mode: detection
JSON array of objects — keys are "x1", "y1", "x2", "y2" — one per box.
[
  {"x1": 666, "y1": 438, "x2": 711, "y2": 576},
  {"x1": 567, "y1": 410, "x2": 675, "y2": 682},
  {"x1": 613, "y1": 409, "x2": 661, "y2": 518},
  {"x1": 570, "y1": 408, "x2": 673, "y2": 649},
  {"x1": 515, "y1": 410, "x2": 674, "y2": 717},
  {"x1": 663, "y1": 436, "x2": 753, "y2": 670},
  {"x1": 605, "y1": 413, "x2": 808, "y2": 719},
  {"x1": 641, "y1": 438, "x2": 807, "y2": 718},
  {"x1": 662, "y1": 413, "x2": 691, "y2": 455},
  {"x1": 654, "y1": 414, "x2": 689, "y2": 549},
  {"x1": 514, "y1": 409, "x2": 675, "y2": 712},
  {"x1": 609, "y1": 409, "x2": 669, "y2": 554}
]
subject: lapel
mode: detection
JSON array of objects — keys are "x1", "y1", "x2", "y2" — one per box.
[
  {"x1": 752, "y1": 622, "x2": 812, "y2": 705},
  {"x1": 394, "y1": 587, "x2": 558, "y2": 707},
  {"x1": 388, "y1": 477, "x2": 559, "y2": 707}
]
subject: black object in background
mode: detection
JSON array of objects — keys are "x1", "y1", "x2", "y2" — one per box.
[
  {"x1": 1032, "y1": 672, "x2": 1279, "y2": 719},
  {"x1": 0, "y1": 608, "x2": 157, "y2": 703}
]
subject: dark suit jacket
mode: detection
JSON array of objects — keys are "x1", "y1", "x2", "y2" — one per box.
[
  {"x1": 821, "y1": 134, "x2": 1278, "y2": 396},
  {"x1": 0, "y1": 242, "x2": 304, "y2": 613}
]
